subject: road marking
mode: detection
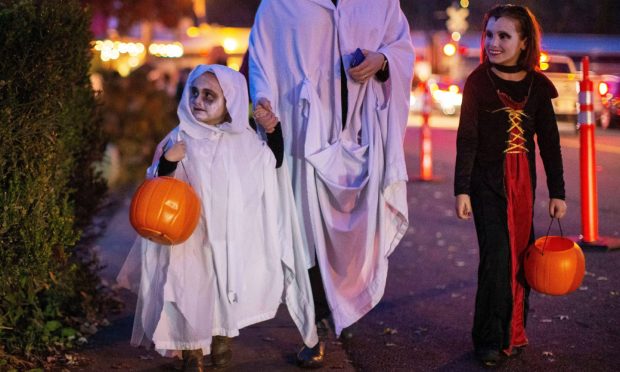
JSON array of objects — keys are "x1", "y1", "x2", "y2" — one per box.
[{"x1": 561, "y1": 137, "x2": 620, "y2": 154}]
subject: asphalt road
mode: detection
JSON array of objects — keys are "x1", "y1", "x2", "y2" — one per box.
[
  {"x1": 341, "y1": 122, "x2": 620, "y2": 371},
  {"x1": 75, "y1": 117, "x2": 620, "y2": 371}
]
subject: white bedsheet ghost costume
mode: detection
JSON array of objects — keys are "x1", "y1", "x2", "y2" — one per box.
[
  {"x1": 249, "y1": 0, "x2": 414, "y2": 335},
  {"x1": 117, "y1": 65, "x2": 318, "y2": 357}
]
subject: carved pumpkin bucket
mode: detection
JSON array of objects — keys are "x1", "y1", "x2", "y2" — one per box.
[
  {"x1": 129, "y1": 176, "x2": 201, "y2": 245},
  {"x1": 524, "y1": 235, "x2": 585, "y2": 296}
]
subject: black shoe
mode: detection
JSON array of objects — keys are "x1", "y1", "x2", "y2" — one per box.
[
  {"x1": 182, "y1": 349, "x2": 205, "y2": 372},
  {"x1": 506, "y1": 346, "x2": 524, "y2": 357},
  {"x1": 211, "y1": 336, "x2": 232, "y2": 367},
  {"x1": 339, "y1": 325, "x2": 354, "y2": 340},
  {"x1": 475, "y1": 349, "x2": 501, "y2": 367},
  {"x1": 296, "y1": 341, "x2": 325, "y2": 369}
]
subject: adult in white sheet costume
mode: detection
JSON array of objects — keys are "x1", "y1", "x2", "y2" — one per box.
[
  {"x1": 249, "y1": 0, "x2": 414, "y2": 364},
  {"x1": 117, "y1": 65, "x2": 318, "y2": 370}
]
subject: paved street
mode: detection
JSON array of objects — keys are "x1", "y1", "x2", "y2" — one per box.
[{"x1": 76, "y1": 115, "x2": 620, "y2": 371}]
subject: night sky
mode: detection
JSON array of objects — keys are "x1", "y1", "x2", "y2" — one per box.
[{"x1": 205, "y1": 0, "x2": 620, "y2": 34}]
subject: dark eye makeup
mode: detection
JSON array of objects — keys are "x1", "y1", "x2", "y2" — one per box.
[
  {"x1": 485, "y1": 31, "x2": 512, "y2": 40},
  {"x1": 190, "y1": 87, "x2": 218, "y2": 102}
]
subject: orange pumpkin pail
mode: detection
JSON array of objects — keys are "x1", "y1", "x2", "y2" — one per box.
[
  {"x1": 524, "y1": 234, "x2": 586, "y2": 296},
  {"x1": 129, "y1": 176, "x2": 201, "y2": 245}
]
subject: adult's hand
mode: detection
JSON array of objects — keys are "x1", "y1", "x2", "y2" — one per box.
[
  {"x1": 549, "y1": 198, "x2": 567, "y2": 219},
  {"x1": 455, "y1": 194, "x2": 473, "y2": 220},
  {"x1": 349, "y1": 50, "x2": 386, "y2": 84},
  {"x1": 253, "y1": 97, "x2": 279, "y2": 133}
]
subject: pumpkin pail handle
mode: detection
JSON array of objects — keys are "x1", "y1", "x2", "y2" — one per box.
[
  {"x1": 172, "y1": 131, "x2": 192, "y2": 187},
  {"x1": 171, "y1": 131, "x2": 193, "y2": 249},
  {"x1": 180, "y1": 160, "x2": 192, "y2": 187},
  {"x1": 541, "y1": 218, "x2": 564, "y2": 255}
]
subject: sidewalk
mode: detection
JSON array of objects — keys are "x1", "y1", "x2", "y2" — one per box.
[
  {"x1": 74, "y1": 190, "x2": 354, "y2": 371},
  {"x1": 71, "y1": 124, "x2": 620, "y2": 371}
]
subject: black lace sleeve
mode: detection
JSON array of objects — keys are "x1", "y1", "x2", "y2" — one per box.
[
  {"x1": 157, "y1": 153, "x2": 178, "y2": 176},
  {"x1": 454, "y1": 76, "x2": 479, "y2": 196},
  {"x1": 535, "y1": 76, "x2": 565, "y2": 199}
]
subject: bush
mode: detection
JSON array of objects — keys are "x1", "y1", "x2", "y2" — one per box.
[
  {"x1": 0, "y1": 0, "x2": 107, "y2": 365},
  {"x1": 99, "y1": 65, "x2": 178, "y2": 186}
]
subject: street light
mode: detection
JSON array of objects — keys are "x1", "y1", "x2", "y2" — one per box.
[{"x1": 443, "y1": 42, "x2": 457, "y2": 57}]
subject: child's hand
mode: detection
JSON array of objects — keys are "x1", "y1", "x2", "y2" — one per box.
[
  {"x1": 455, "y1": 194, "x2": 472, "y2": 220},
  {"x1": 254, "y1": 98, "x2": 279, "y2": 133},
  {"x1": 549, "y1": 198, "x2": 567, "y2": 219},
  {"x1": 164, "y1": 141, "x2": 186, "y2": 162}
]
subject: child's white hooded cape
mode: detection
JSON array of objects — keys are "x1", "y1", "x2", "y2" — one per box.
[
  {"x1": 117, "y1": 65, "x2": 318, "y2": 357},
  {"x1": 249, "y1": 0, "x2": 413, "y2": 335}
]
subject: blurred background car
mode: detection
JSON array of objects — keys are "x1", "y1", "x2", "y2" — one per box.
[
  {"x1": 409, "y1": 75, "x2": 463, "y2": 117},
  {"x1": 598, "y1": 74, "x2": 620, "y2": 129}
]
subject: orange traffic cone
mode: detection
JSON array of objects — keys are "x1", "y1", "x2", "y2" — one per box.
[
  {"x1": 411, "y1": 82, "x2": 438, "y2": 182},
  {"x1": 575, "y1": 56, "x2": 619, "y2": 250}
]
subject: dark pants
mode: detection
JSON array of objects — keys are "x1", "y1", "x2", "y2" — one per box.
[{"x1": 308, "y1": 261, "x2": 331, "y2": 323}]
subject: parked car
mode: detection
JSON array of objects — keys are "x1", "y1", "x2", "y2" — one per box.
[
  {"x1": 598, "y1": 74, "x2": 620, "y2": 129},
  {"x1": 409, "y1": 77, "x2": 463, "y2": 117},
  {"x1": 424, "y1": 75, "x2": 463, "y2": 116},
  {"x1": 540, "y1": 53, "x2": 615, "y2": 128}
]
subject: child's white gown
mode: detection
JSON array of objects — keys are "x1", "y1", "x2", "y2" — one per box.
[{"x1": 117, "y1": 65, "x2": 318, "y2": 357}]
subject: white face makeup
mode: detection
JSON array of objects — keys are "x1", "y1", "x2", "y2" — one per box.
[
  {"x1": 484, "y1": 16, "x2": 527, "y2": 67},
  {"x1": 189, "y1": 72, "x2": 228, "y2": 126}
]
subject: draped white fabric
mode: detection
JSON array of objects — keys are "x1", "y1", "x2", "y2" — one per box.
[
  {"x1": 117, "y1": 65, "x2": 318, "y2": 357},
  {"x1": 249, "y1": 0, "x2": 414, "y2": 335}
]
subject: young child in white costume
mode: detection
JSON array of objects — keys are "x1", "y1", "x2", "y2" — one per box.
[{"x1": 117, "y1": 64, "x2": 318, "y2": 370}]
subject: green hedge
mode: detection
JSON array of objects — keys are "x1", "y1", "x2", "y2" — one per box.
[
  {"x1": 0, "y1": 0, "x2": 107, "y2": 364},
  {"x1": 99, "y1": 66, "x2": 178, "y2": 186}
]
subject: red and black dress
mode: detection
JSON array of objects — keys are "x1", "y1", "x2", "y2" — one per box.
[{"x1": 454, "y1": 63, "x2": 565, "y2": 355}]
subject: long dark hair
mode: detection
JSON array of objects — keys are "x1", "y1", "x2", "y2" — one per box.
[{"x1": 480, "y1": 4, "x2": 542, "y2": 71}]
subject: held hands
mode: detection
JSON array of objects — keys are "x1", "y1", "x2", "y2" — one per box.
[
  {"x1": 164, "y1": 141, "x2": 186, "y2": 162},
  {"x1": 549, "y1": 198, "x2": 567, "y2": 219},
  {"x1": 455, "y1": 194, "x2": 472, "y2": 220},
  {"x1": 349, "y1": 50, "x2": 386, "y2": 84},
  {"x1": 253, "y1": 98, "x2": 279, "y2": 133}
]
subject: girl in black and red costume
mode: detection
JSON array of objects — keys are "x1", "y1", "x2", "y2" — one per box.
[{"x1": 454, "y1": 4, "x2": 567, "y2": 367}]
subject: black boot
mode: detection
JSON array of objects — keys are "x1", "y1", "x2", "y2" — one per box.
[
  {"x1": 506, "y1": 346, "x2": 524, "y2": 357},
  {"x1": 475, "y1": 348, "x2": 501, "y2": 367},
  {"x1": 211, "y1": 336, "x2": 232, "y2": 367},
  {"x1": 297, "y1": 319, "x2": 329, "y2": 369},
  {"x1": 297, "y1": 319, "x2": 328, "y2": 369},
  {"x1": 182, "y1": 349, "x2": 205, "y2": 372},
  {"x1": 296, "y1": 340, "x2": 325, "y2": 369}
]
